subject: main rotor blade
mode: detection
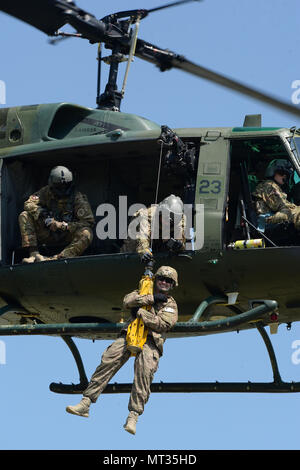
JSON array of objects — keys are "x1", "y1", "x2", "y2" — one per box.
[
  {"x1": 0, "y1": 0, "x2": 95, "y2": 35},
  {"x1": 148, "y1": 0, "x2": 201, "y2": 14},
  {"x1": 135, "y1": 41, "x2": 300, "y2": 119},
  {"x1": 172, "y1": 56, "x2": 300, "y2": 119},
  {"x1": 1, "y1": 0, "x2": 299, "y2": 118}
]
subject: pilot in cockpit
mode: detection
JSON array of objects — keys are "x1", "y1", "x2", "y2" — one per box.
[{"x1": 252, "y1": 159, "x2": 300, "y2": 230}]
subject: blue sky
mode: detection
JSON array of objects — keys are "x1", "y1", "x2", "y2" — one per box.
[{"x1": 1, "y1": 0, "x2": 300, "y2": 451}]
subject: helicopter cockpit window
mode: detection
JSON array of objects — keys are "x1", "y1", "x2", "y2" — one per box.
[
  {"x1": 292, "y1": 137, "x2": 300, "y2": 167},
  {"x1": 0, "y1": 137, "x2": 199, "y2": 266},
  {"x1": 226, "y1": 137, "x2": 300, "y2": 249}
]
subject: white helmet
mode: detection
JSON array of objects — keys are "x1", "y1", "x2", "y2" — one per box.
[
  {"x1": 159, "y1": 195, "x2": 183, "y2": 217},
  {"x1": 48, "y1": 166, "x2": 74, "y2": 197}
]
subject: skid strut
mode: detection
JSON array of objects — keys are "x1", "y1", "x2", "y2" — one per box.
[{"x1": 49, "y1": 336, "x2": 89, "y2": 394}]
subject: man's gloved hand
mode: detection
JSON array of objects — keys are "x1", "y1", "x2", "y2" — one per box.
[
  {"x1": 153, "y1": 293, "x2": 168, "y2": 303},
  {"x1": 44, "y1": 216, "x2": 54, "y2": 228},
  {"x1": 131, "y1": 307, "x2": 139, "y2": 319},
  {"x1": 166, "y1": 238, "x2": 183, "y2": 252},
  {"x1": 55, "y1": 221, "x2": 68, "y2": 231},
  {"x1": 39, "y1": 208, "x2": 50, "y2": 220},
  {"x1": 45, "y1": 218, "x2": 68, "y2": 232},
  {"x1": 140, "y1": 249, "x2": 153, "y2": 263},
  {"x1": 266, "y1": 212, "x2": 289, "y2": 224}
]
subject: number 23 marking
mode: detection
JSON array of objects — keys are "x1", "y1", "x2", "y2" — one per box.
[{"x1": 199, "y1": 179, "x2": 221, "y2": 194}]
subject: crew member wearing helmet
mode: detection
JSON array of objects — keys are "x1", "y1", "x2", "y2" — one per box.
[
  {"x1": 19, "y1": 165, "x2": 95, "y2": 263},
  {"x1": 252, "y1": 159, "x2": 300, "y2": 228},
  {"x1": 66, "y1": 265, "x2": 178, "y2": 435},
  {"x1": 120, "y1": 194, "x2": 186, "y2": 261}
]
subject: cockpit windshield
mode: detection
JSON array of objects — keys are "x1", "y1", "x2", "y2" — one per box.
[{"x1": 293, "y1": 137, "x2": 300, "y2": 166}]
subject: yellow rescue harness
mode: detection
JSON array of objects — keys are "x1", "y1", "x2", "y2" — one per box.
[{"x1": 126, "y1": 266, "x2": 154, "y2": 356}]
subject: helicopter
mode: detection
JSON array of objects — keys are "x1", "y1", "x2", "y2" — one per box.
[{"x1": 0, "y1": 0, "x2": 300, "y2": 398}]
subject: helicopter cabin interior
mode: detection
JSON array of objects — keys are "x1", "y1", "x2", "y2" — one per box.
[
  {"x1": 0, "y1": 136, "x2": 200, "y2": 266},
  {"x1": 2, "y1": 129, "x2": 298, "y2": 265},
  {"x1": 225, "y1": 135, "x2": 300, "y2": 249}
]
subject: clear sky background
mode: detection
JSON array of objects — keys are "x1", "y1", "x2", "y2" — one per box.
[{"x1": 1, "y1": 0, "x2": 300, "y2": 451}]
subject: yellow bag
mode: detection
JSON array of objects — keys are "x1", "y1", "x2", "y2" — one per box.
[{"x1": 126, "y1": 274, "x2": 153, "y2": 356}]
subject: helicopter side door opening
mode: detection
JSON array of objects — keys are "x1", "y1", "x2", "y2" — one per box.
[
  {"x1": 225, "y1": 136, "x2": 300, "y2": 249},
  {"x1": 0, "y1": 135, "x2": 200, "y2": 266}
]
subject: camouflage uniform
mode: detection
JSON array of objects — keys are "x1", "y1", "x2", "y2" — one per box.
[
  {"x1": 82, "y1": 289, "x2": 178, "y2": 415},
  {"x1": 120, "y1": 205, "x2": 186, "y2": 256},
  {"x1": 19, "y1": 185, "x2": 95, "y2": 258},
  {"x1": 253, "y1": 180, "x2": 300, "y2": 229}
]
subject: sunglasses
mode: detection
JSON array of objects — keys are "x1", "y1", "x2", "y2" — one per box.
[{"x1": 157, "y1": 276, "x2": 174, "y2": 285}]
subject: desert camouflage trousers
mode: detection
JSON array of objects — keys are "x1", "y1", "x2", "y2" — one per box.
[
  {"x1": 83, "y1": 335, "x2": 160, "y2": 415},
  {"x1": 19, "y1": 211, "x2": 93, "y2": 258}
]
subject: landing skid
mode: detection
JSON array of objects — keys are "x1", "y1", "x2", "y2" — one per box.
[
  {"x1": 1, "y1": 298, "x2": 297, "y2": 394},
  {"x1": 100, "y1": 323, "x2": 300, "y2": 394},
  {"x1": 48, "y1": 300, "x2": 300, "y2": 395}
]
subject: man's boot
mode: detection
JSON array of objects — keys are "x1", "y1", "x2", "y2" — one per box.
[
  {"x1": 123, "y1": 411, "x2": 139, "y2": 435},
  {"x1": 22, "y1": 248, "x2": 39, "y2": 264},
  {"x1": 35, "y1": 254, "x2": 58, "y2": 262},
  {"x1": 66, "y1": 397, "x2": 91, "y2": 418}
]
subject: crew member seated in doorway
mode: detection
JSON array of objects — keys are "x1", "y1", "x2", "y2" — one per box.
[{"x1": 19, "y1": 166, "x2": 95, "y2": 263}]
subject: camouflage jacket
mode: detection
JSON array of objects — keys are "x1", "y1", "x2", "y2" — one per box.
[
  {"x1": 123, "y1": 289, "x2": 178, "y2": 355},
  {"x1": 120, "y1": 205, "x2": 186, "y2": 255},
  {"x1": 24, "y1": 185, "x2": 95, "y2": 234},
  {"x1": 252, "y1": 180, "x2": 297, "y2": 224}
]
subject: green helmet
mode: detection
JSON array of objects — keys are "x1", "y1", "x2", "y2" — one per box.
[
  {"x1": 265, "y1": 159, "x2": 293, "y2": 179},
  {"x1": 48, "y1": 166, "x2": 74, "y2": 197},
  {"x1": 155, "y1": 266, "x2": 178, "y2": 287}
]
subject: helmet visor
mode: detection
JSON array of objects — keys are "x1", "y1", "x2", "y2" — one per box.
[{"x1": 51, "y1": 181, "x2": 73, "y2": 197}]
